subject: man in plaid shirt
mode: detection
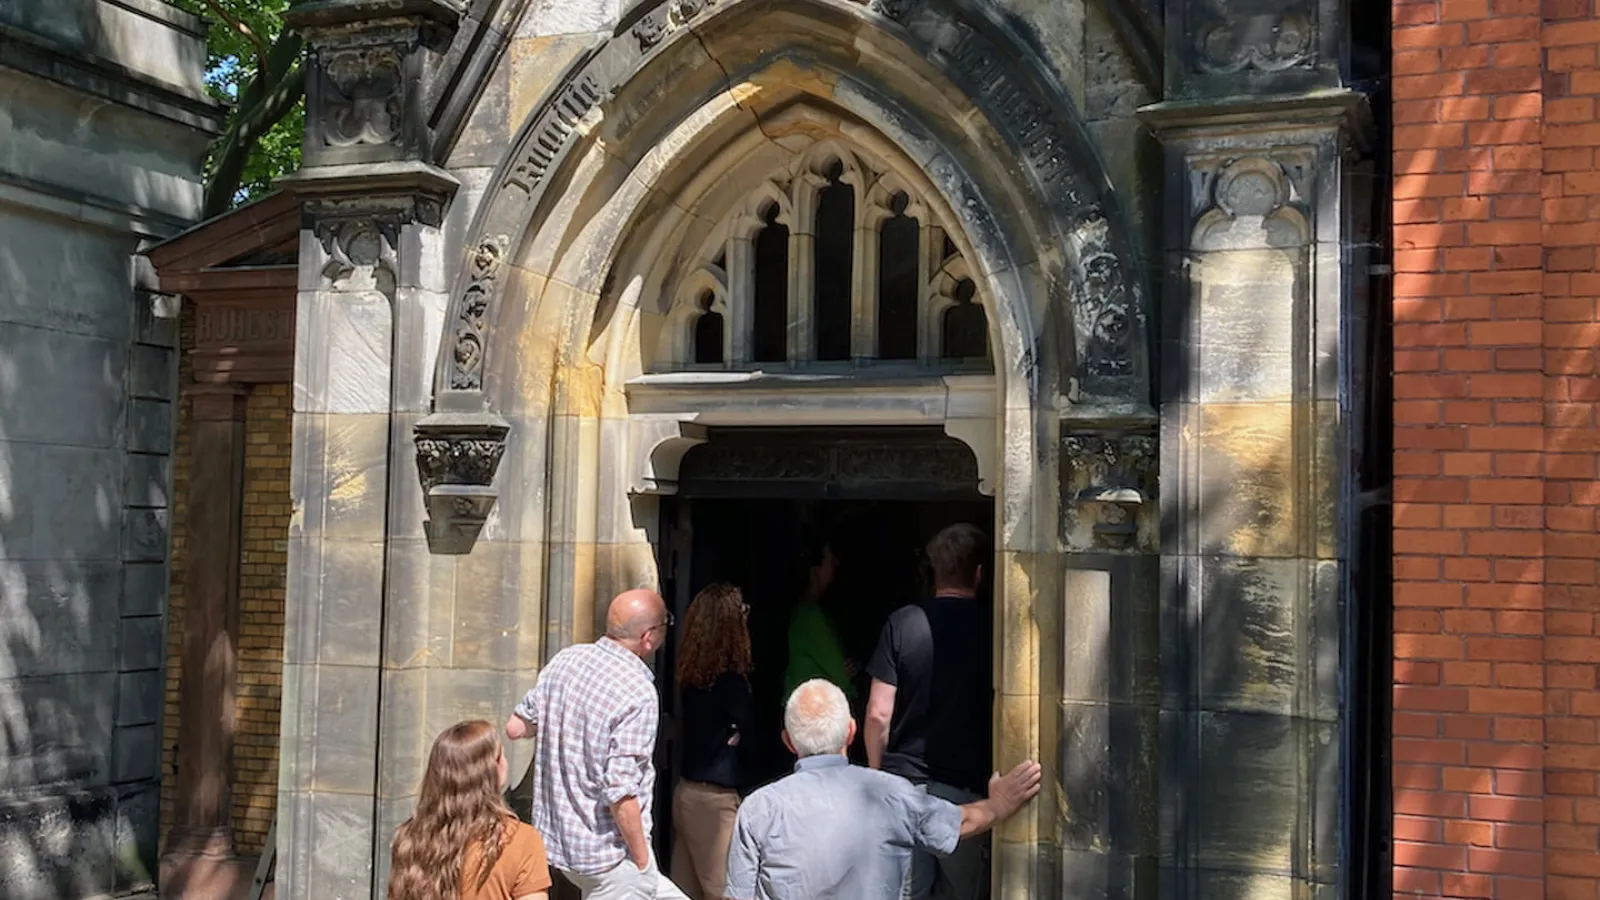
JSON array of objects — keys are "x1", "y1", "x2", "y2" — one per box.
[{"x1": 506, "y1": 589, "x2": 690, "y2": 899}]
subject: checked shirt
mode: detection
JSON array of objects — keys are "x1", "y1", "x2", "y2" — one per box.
[{"x1": 512, "y1": 636, "x2": 661, "y2": 875}]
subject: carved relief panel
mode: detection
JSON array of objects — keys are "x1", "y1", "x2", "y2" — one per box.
[
  {"x1": 1165, "y1": 0, "x2": 1342, "y2": 99},
  {"x1": 1061, "y1": 428, "x2": 1158, "y2": 553},
  {"x1": 288, "y1": 3, "x2": 460, "y2": 166}
]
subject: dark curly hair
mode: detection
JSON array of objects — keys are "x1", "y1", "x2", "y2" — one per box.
[{"x1": 676, "y1": 583, "x2": 752, "y2": 690}]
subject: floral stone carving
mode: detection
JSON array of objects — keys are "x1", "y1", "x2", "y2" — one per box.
[
  {"x1": 1062, "y1": 431, "x2": 1157, "y2": 552},
  {"x1": 414, "y1": 411, "x2": 511, "y2": 553}
]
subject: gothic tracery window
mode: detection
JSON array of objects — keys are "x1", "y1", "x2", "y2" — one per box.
[{"x1": 662, "y1": 143, "x2": 991, "y2": 372}]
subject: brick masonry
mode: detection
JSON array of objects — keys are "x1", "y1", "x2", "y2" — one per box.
[
  {"x1": 1393, "y1": 0, "x2": 1600, "y2": 896},
  {"x1": 160, "y1": 300, "x2": 290, "y2": 859}
]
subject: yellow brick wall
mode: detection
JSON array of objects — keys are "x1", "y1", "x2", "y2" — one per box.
[
  {"x1": 233, "y1": 383, "x2": 290, "y2": 854},
  {"x1": 160, "y1": 302, "x2": 291, "y2": 858}
]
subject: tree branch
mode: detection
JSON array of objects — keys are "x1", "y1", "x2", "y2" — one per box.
[{"x1": 199, "y1": 0, "x2": 269, "y2": 75}]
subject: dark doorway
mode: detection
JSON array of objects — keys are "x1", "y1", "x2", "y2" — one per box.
[{"x1": 650, "y1": 428, "x2": 994, "y2": 869}]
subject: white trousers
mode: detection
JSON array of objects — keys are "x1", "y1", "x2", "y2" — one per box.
[{"x1": 563, "y1": 852, "x2": 692, "y2": 900}]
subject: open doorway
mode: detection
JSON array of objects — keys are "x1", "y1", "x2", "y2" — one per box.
[{"x1": 648, "y1": 427, "x2": 995, "y2": 866}]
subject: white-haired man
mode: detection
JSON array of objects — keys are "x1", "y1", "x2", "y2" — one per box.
[{"x1": 724, "y1": 679, "x2": 1041, "y2": 900}]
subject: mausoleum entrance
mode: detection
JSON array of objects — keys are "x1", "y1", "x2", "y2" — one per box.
[{"x1": 649, "y1": 427, "x2": 994, "y2": 864}]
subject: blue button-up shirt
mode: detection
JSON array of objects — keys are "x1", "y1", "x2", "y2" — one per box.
[{"x1": 725, "y1": 754, "x2": 963, "y2": 900}]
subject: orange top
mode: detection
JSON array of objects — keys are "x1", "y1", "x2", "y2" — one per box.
[{"x1": 460, "y1": 820, "x2": 553, "y2": 900}]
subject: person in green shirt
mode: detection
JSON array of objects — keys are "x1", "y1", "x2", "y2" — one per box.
[{"x1": 784, "y1": 542, "x2": 858, "y2": 703}]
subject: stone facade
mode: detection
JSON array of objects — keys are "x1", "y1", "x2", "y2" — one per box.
[
  {"x1": 270, "y1": 1, "x2": 1384, "y2": 899},
  {"x1": 0, "y1": 1, "x2": 219, "y2": 898}
]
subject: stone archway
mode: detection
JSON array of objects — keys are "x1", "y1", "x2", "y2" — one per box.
[{"x1": 409, "y1": 2, "x2": 1156, "y2": 894}]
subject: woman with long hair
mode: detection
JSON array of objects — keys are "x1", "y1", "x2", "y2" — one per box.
[
  {"x1": 670, "y1": 583, "x2": 756, "y2": 900},
  {"x1": 387, "y1": 720, "x2": 552, "y2": 900}
]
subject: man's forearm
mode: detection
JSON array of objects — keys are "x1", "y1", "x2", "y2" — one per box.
[
  {"x1": 864, "y1": 716, "x2": 890, "y2": 769},
  {"x1": 611, "y1": 796, "x2": 650, "y2": 868},
  {"x1": 958, "y1": 798, "x2": 1007, "y2": 840}
]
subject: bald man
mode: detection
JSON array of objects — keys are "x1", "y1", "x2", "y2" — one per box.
[{"x1": 507, "y1": 589, "x2": 689, "y2": 899}]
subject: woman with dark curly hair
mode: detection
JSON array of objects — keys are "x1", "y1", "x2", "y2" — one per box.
[
  {"x1": 387, "y1": 720, "x2": 551, "y2": 900},
  {"x1": 669, "y1": 583, "x2": 756, "y2": 900}
]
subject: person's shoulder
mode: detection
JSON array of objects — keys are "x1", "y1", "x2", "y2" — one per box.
[{"x1": 496, "y1": 820, "x2": 548, "y2": 867}]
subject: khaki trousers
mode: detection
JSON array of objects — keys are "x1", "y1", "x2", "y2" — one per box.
[{"x1": 670, "y1": 780, "x2": 741, "y2": 900}]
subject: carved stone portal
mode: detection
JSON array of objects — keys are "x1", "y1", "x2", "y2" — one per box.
[{"x1": 413, "y1": 412, "x2": 511, "y2": 553}]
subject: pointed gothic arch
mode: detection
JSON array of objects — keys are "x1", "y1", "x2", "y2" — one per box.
[{"x1": 414, "y1": 9, "x2": 1155, "y2": 895}]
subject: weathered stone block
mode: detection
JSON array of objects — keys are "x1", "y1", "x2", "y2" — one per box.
[
  {"x1": 295, "y1": 290, "x2": 393, "y2": 415},
  {"x1": 122, "y1": 452, "x2": 170, "y2": 510},
  {"x1": 119, "y1": 562, "x2": 166, "y2": 617},
  {"x1": 0, "y1": 561, "x2": 120, "y2": 676},
  {"x1": 376, "y1": 668, "x2": 428, "y2": 801},
  {"x1": 290, "y1": 539, "x2": 385, "y2": 668},
  {"x1": 321, "y1": 414, "x2": 392, "y2": 540},
  {"x1": 1161, "y1": 711, "x2": 1338, "y2": 879},
  {"x1": 120, "y1": 508, "x2": 168, "y2": 562},
  {"x1": 117, "y1": 615, "x2": 164, "y2": 671},
  {"x1": 1058, "y1": 700, "x2": 1159, "y2": 856},
  {"x1": 126, "y1": 398, "x2": 173, "y2": 455},
  {"x1": 0, "y1": 332, "x2": 126, "y2": 449},
  {"x1": 115, "y1": 669, "x2": 163, "y2": 726},
  {"x1": 110, "y1": 723, "x2": 159, "y2": 783},
  {"x1": 0, "y1": 214, "x2": 136, "y2": 338},
  {"x1": 306, "y1": 664, "x2": 381, "y2": 794},
  {"x1": 382, "y1": 538, "x2": 455, "y2": 669},
  {"x1": 127, "y1": 343, "x2": 174, "y2": 401},
  {"x1": 452, "y1": 541, "x2": 544, "y2": 671},
  {"x1": 1195, "y1": 403, "x2": 1297, "y2": 559},
  {"x1": 21, "y1": 446, "x2": 124, "y2": 561},
  {"x1": 0, "y1": 671, "x2": 114, "y2": 790},
  {"x1": 307, "y1": 791, "x2": 377, "y2": 898},
  {"x1": 1194, "y1": 557, "x2": 1301, "y2": 716},
  {"x1": 1192, "y1": 250, "x2": 1305, "y2": 403}
]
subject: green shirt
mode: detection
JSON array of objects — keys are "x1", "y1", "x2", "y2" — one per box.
[{"x1": 784, "y1": 601, "x2": 857, "y2": 701}]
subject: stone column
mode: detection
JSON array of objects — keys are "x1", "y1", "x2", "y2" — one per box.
[
  {"x1": 161, "y1": 383, "x2": 248, "y2": 899},
  {"x1": 1143, "y1": 2, "x2": 1367, "y2": 894},
  {"x1": 279, "y1": 3, "x2": 463, "y2": 898}
]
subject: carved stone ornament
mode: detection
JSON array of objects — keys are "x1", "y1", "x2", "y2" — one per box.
[
  {"x1": 322, "y1": 43, "x2": 405, "y2": 147},
  {"x1": 307, "y1": 195, "x2": 444, "y2": 286},
  {"x1": 1191, "y1": 157, "x2": 1310, "y2": 251},
  {"x1": 414, "y1": 411, "x2": 511, "y2": 553},
  {"x1": 1192, "y1": 4, "x2": 1316, "y2": 75},
  {"x1": 1062, "y1": 431, "x2": 1156, "y2": 551},
  {"x1": 1067, "y1": 216, "x2": 1139, "y2": 380}
]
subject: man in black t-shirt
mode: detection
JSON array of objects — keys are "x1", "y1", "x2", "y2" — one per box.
[{"x1": 864, "y1": 524, "x2": 994, "y2": 900}]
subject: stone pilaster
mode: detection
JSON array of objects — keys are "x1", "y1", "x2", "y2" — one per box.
[
  {"x1": 1055, "y1": 424, "x2": 1162, "y2": 899},
  {"x1": 1143, "y1": 83, "x2": 1368, "y2": 900},
  {"x1": 280, "y1": 3, "x2": 463, "y2": 897}
]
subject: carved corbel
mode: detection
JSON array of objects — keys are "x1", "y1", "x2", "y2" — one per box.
[
  {"x1": 1062, "y1": 430, "x2": 1157, "y2": 552},
  {"x1": 414, "y1": 411, "x2": 511, "y2": 553},
  {"x1": 627, "y1": 418, "x2": 709, "y2": 495}
]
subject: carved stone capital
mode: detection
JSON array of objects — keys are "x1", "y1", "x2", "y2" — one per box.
[
  {"x1": 286, "y1": 0, "x2": 463, "y2": 166},
  {"x1": 413, "y1": 411, "x2": 510, "y2": 553},
  {"x1": 1061, "y1": 429, "x2": 1157, "y2": 553},
  {"x1": 284, "y1": 161, "x2": 458, "y2": 289}
]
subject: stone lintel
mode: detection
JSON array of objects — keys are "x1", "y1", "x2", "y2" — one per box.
[{"x1": 282, "y1": 160, "x2": 461, "y2": 205}]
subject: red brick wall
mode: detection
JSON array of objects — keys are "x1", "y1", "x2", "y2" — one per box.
[{"x1": 1393, "y1": 0, "x2": 1600, "y2": 896}]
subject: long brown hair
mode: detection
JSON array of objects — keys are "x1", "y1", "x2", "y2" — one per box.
[
  {"x1": 676, "y1": 583, "x2": 752, "y2": 690},
  {"x1": 387, "y1": 720, "x2": 514, "y2": 900}
]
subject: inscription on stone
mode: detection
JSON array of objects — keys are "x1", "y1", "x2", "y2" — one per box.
[{"x1": 195, "y1": 307, "x2": 293, "y2": 347}]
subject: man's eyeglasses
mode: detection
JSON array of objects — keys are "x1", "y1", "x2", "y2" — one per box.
[{"x1": 650, "y1": 612, "x2": 675, "y2": 635}]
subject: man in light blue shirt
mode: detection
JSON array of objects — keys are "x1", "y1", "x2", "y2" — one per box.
[{"x1": 724, "y1": 679, "x2": 1041, "y2": 900}]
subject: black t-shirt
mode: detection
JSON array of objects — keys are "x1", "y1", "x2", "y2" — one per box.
[
  {"x1": 865, "y1": 595, "x2": 992, "y2": 794},
  {"x1": 680, "y1": 672, "x2": 757, "y2": 790}
]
